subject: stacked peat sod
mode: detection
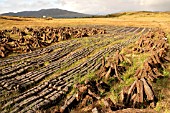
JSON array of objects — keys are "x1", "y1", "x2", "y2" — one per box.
[
  {"x1": 58, "y1": 50, "x2": 133, "y2": 113},
  {"x1": 120, "y1": 29, "x2": 169, "y2": 109},
  {"x1": 0, "y1": 26, "x2": 147, "y2": 113},
  {"x1": 59, "y1": 79, "x2": 112, "y2": 113},
  {"x1": 97, "y1": 51, "x2": 132, "y2": 82},
  {"x1": 58, "y1": 29, "x2": 169, "y2": 113},
  {"x1": 0, "y1": 26, "x2": 106, "y2": 57},
  {"x1": 60, "y1": 80, "x2": 102, "y2": 112},
  {"x1": 57, "y1": 28, "x2": 148, "y2": 113}
]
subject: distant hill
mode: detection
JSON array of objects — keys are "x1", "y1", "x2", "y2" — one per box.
[
  {"x1": 92, "y1": 11, "x2": 170, "y2": 18},
  {"x1": 1, "y1": 8, "x2": 91, "y2": 18}
]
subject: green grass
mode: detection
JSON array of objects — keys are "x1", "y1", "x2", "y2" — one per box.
[
  {"x1": 109, "y1": 77, "x2": 135, "y2": 102},
  {"x1": 74, "y1": 72, "x2": 96, "y2": 84},
  {"x1": 40, "y1": 35, "x2": 132, "y2": 84},
  {"x1": 44, "y1": 61, "x2": 50, "y2": 66},
  {"x1": 167, "y1": 34, "x2": 170, "y2": 44},
  {"x1": 163, "y1": 69, "x2": 170, "y2": 77},
  {"x1": 107, "y1": 38, "x2": 154, "y2": 105},
  {"x1": 154, "y1": 76, "x2": 170, "y2": 112}
]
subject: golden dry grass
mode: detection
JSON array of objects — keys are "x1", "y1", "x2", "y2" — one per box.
[
  {"x1": 0, "y1": 12, "x2": 170, "y2": 112},
  {"x1": 0, "y1": 12, "x2": 170, "y2": 32}
]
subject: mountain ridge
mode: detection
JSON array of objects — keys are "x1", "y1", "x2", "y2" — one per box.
[{"x1": 1, "y1": 8, "x2": 91, "y2": 18}]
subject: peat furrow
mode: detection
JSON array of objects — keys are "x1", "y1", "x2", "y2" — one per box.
[
  {"x1": 16, "y1": 40, "x2": 112, "y2": 89},
  {"x1": 24, "y1": 83, "x2": 73, "y2": 112},
  {"x1": 0, "y1": 26, "x2": 135, "y2": 68},
  {"x1": 114, "y1": 27, "x2": 126, "y2": 33},
  {"x1": 0, "y1": 81, "x2": 49, "y2": 107},
  {"x1": 37, "y1": 31, "x2": 145, "y2": 110},
  {"x1": 0, "y1": 61, "x2": 31, "y2": 75},
  {"x1": 0, "y1": 43, "x2": 81, "y2": 80},
  {"x1": 0, "y1": 32, "x2": 108, "y2": 76},
  {"x1": 9, "y1": 87, "x2": 56, "y2": 113},
  {"x1": 113, "y1": 27, "x2": 142, "y2": 36},
  {"x1": 62, "y1": 27, "x2": 149, "y2": 81},
  {"x1": 104, "y1": 26, "x2": 121, "y2": 34},
  {"x1": 1, "y1": 27, "x2": 149, "y2": 112},
  {"x1": 0, "y1": 32, "x2": 144, "y2": 112},
  {"x1": 132, "y1": 27, "x2": 141, "y2": 33},
  {"x1": 0, "y1": 34, "x2": 101, "y2": 74},
  {"x1": 2, "y1": 80, "x2": 73, "y2": 113},
  {"x1": 0, "y1": 39, "x2": 112, "y2": 92},
  {"x1": 0, "y1": 39, "x2": 79, "y2": 67},
  {"x1": 142, "y1": 28, "x2": 150, "y2": 34},
  {"x1": 35, "y1": 27, "x2": 150, "y2": 112},
  {"x1": 0, "y1": 32, "x2": 129, "y2": 110},
  {"x1": 122, "y1": 27, "x2": 135, "y2": 33},
  {"x1": 0, "y1": 24, "x2": 113, "y2": 67},
  {"x1": 51, "y1": 31, "x2": 146, "y2": 95},
  {"x1": 0, "y1": 65, "x2": 32, "y2": 81},
  {"x1": 0, "y1": 41, "x2": 77, "y2": 71},
  {"x1": 135, "y1": 27, "x2": 144, "y2": 33},
  {"x1": 130, "y1": 27, "x2": 139, "y2": 33},
  {"x1": 117, "y1": 27, "x2": 132, "y2": 33}
]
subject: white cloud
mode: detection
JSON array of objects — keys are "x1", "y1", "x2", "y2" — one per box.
[
  {"x1": 0, "y1": 0, "x2": 170, "y2": 14},
  {"x1": 140, "y1": 0, "x2": 155, "y2": 6},
  {"x1": 58, "y1": 0, "x2": 140, "y2": 14},
  {"x1": 139, "y1": 0, "x2": 170, "y2": 11},
  {"x1": 139, "y1": 0, "x2": 169, "y2": 6},
  {"x1": 0, "y1": 0, "x2": 60, "y2": 13}
]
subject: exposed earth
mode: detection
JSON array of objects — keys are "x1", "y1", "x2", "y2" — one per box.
[{"x1": 0, "y1": 12, "x2": 170, "y2": 113}]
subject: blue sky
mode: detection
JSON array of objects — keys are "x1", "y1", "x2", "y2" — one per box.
[{"x1": 0, "y1": 0, "x2": 170, "y2": 14}]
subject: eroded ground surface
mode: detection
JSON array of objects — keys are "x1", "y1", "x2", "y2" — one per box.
[{"x1": 0, "y1": 25, "x2": 169, "y2": 113}]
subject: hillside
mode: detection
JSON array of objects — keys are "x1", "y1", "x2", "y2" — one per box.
[
  {"x1": 93, "y1": 11, "x2": 170, "y2": 18},
  {"x1": 1, "y1": 11, "x2": 170, "y2": 32},
  {"x1": 0, "y1": 8, "x2": 90, "y2": 18},
  {"x1": 0, "y1": 11, "x2": 170, "y2": 113}
]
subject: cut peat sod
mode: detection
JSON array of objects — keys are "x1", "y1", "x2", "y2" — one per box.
[
  {"x1": 57, "y1": 29, "x2": 169, "y2": 113},
  {"x1": 0, "y1": 26, "x2": 169, "y2": 113}
]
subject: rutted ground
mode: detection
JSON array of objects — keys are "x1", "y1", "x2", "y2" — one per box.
[
  {"x1": 0, "y1": 26, "x2": 169, "y2": 113},
  {"x1": 58, "y1": 28, "x2": 169, "y2": 113}
]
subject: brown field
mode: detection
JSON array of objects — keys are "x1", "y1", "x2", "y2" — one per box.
[
  {"x1": 0, "y1": 12, "x2": 170, "y2": 113},
  {"x1": 1, "y1": 12, "x2": 170, "y2": 32}
]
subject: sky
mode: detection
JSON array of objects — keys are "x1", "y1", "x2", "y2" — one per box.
[{"x1": 0, "y1": 0, "x2": 170, "y2": 14}]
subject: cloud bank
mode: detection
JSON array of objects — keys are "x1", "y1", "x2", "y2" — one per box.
[{"x1": 0, "y1": 0, "x2": 170, "y2": 14}]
